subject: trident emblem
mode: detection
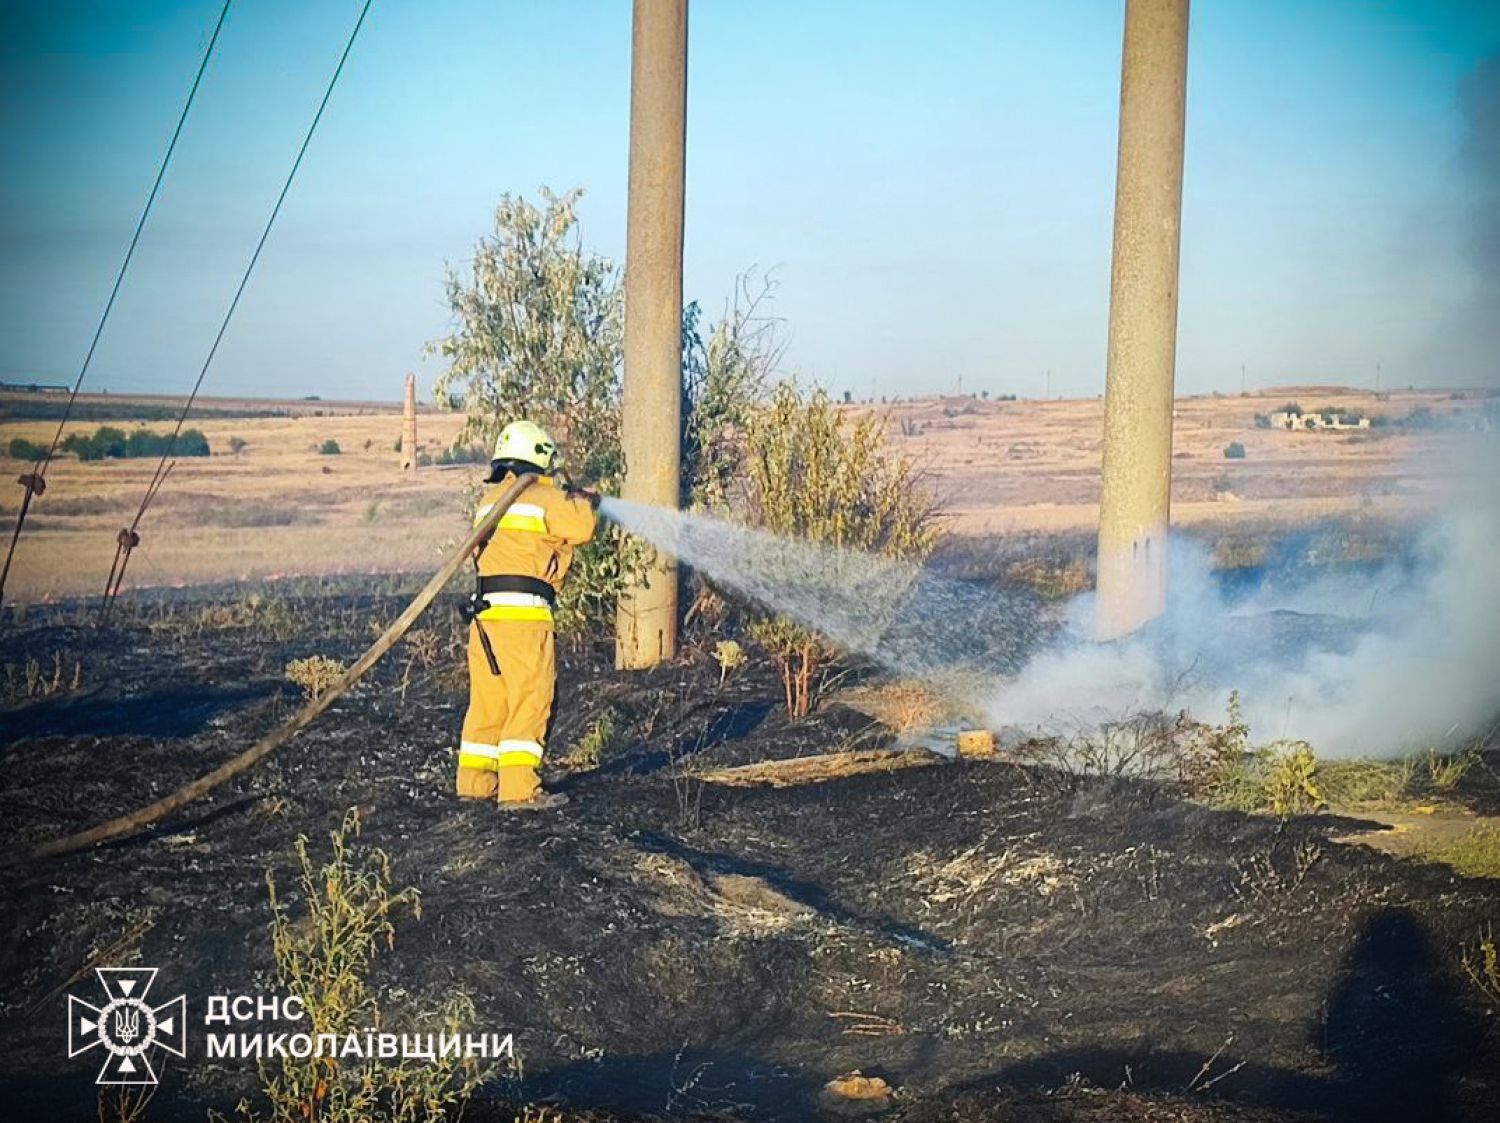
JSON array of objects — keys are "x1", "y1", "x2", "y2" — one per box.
[{"x1": 113, "y1": 1006, "x2": 141, "y2": 1045}]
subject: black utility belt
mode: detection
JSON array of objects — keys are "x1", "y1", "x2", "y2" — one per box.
[{"x1": 476, "y1": 574, "x2": 557, "y2": 606}]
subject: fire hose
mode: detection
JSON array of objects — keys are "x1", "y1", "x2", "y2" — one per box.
[{"x1": 11, "y1": 473, "x2": 537, "y2": 866}]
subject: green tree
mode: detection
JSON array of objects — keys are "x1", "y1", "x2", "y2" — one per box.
[
  {"x1": 430, "y1": 188, "x2": 774, "y2": 637},
  {"x1": 431, "y1": 187, "x2": 624, "y2": 485}
]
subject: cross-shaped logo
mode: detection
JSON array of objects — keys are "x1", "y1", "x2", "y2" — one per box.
[{"x1": 68, "y1": 968, "x2": 187, "y2": 1085}]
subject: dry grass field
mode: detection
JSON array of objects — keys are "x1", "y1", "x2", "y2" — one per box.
[
  {"x1": 0, "y1": 384, "x2": 1491, "y2": 602},
  {"x1": 855, "y1": 385, "x2": 1492, "y2": 536},
  {"x1": 0, "y1": 391, "x2": 468, "y2": 601}
]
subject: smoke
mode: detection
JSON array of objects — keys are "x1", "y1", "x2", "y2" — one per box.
[
  {"x1": 605, "y1": 459, "x2": 1500, "y2": 759},
  {"x1": 986, "y1": 503, "x2": 1500, "y2": 757}
]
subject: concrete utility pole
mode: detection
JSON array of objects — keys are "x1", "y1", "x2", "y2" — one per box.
[
  {"x1": 400, "y1": 372, "x2": 417, "y2": 470},
  {"x1": 1095, "y1": 0, "x2": 1190, "y2": 642},
  {"x1": 616, "y1": 0, "x2": 688, "y2": 669}
]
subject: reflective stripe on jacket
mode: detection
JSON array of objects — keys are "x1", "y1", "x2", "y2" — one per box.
[
  {"x1": 477, "y1": 590, "x2": 553, "y2": 623},
  {"x1": 472, "y1": 475, "x2": 597, "y2": 600}
]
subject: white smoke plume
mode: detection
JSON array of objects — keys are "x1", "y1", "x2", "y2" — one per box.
[
  {"x1": 603, "y1": 452, "x2": 1500, "y2": 759},
  {"x1": 987, "y1": 504, "x2": 1500, "y2": 756}
]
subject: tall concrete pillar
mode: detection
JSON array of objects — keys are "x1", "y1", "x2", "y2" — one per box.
[
  {"x1": 616, "y1": 0, "x2": 688, "y2": 669},
  {"x1": 1095, "y1": 0, "x2": 1190, "y2": 642},
  {"x1": 400, "y1": 372, "x2": 417, "y2": 470}
]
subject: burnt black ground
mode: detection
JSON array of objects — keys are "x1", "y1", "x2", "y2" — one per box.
[{"x1": 0, "y1": 585, "x2": 1497, "y2": 1122}]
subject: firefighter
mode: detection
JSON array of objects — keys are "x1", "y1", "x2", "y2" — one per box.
[{"x1": 457, "y1": 420, "x2": 598, "y2": 808}]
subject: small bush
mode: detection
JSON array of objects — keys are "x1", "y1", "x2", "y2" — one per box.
[
  {"x1": 1180, "y1": 691, "x2": 1250, "y2": 799},
  {"x1": 319, "y1": 439, "x2": 342, "y2": 455},
  {"x1": 8, "y1": 437, "x2": 45, "y2": 461},
  {"x1": 1006, "y1": 556, "x2": 1090, "y2": 600},
  {"x1": 712, "y1": 639, "x2": 747, "y2": 686},
  {"x1": 862, "y1": 680, "x2": 943, "y2": 735},
  {"x1": 1193, "y1": 704, "x2": 1332, "y2": 817},
  {"x1": 1223, "y1": 441, "x2": 1247, "y2": 459},
  {"x1": 285, "y1": 655, "x2": 347, "y2": 701},
  {"x1": 233, "y1": 810, "x2": 483, "y2": 1123},
  {"x1": 1265, "y1": 742, "x2": 1326, "y2": 818}
]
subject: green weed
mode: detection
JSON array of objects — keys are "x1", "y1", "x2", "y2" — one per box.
[{"x1": 229, "y1": 810, "x2": 484, "y2": 1123}]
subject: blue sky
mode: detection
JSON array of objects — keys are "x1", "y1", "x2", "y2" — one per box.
[{"x1": 2, "y1": 0, "x2": 1497, "y2": 402}]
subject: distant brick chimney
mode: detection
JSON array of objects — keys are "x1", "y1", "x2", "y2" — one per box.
[{"x1": 400, "y1": 372, "x2": 417, "y2": 470}]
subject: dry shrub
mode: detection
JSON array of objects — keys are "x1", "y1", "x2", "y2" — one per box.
[
  {"x1": 1175, "y1": 692, "x2": 1250, "y2": 797},
  {"x1": 843, "y1": 680, "x2": 945, "y2": 736},
  {"x1": 401, "y1": 628, "x2": 443, "y2": 669},
  {"x1": 285, "y1": 656, "x2": 347, "y2": 702},
  {"x1": 1015, "y1": 712, "x2": 1186, "y2": 783},
  {"x1": 1426, "y1": 746, "x2": 1480, "y2": 791},
  {"x1": 742, "y1": 383, "x2": 938, "y2": 719}
]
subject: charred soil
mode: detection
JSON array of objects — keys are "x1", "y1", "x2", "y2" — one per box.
[{"x1": 1, "y1": 589, "x2": 1498, "y2": 1122}]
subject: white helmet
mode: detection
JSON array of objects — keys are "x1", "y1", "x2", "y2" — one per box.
[{"x1": 492, "y1": 420, "x2": 557, "y2": 470}]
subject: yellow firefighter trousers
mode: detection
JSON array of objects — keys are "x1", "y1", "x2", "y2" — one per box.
[{"x1": 457, "y1": 619, "x2": 555, "y2": 802}]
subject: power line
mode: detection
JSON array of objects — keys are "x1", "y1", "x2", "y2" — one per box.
[
  {"x1": 101, "y1": 0, "x2": 375, "y2": 621},
  {"x1": 0, "y1": 0, "x2": 234, "y2": 609}
]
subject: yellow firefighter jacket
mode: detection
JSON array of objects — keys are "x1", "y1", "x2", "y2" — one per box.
[{"x1": 472, "y1": 475, "x2": 597, "y2": 622}]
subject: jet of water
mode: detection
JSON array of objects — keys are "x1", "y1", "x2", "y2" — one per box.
[{"x1": 599, "y1": 497, "x2": 1040, "y2": 684}]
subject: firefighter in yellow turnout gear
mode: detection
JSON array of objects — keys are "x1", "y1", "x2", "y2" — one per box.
[{"x1": 457, "y1": 420, "x2": 598, "y2": 807}]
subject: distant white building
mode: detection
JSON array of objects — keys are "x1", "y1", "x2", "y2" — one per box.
[{"x1": 1268, "y1": 409, "x2": 1370, "y2": 431}]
